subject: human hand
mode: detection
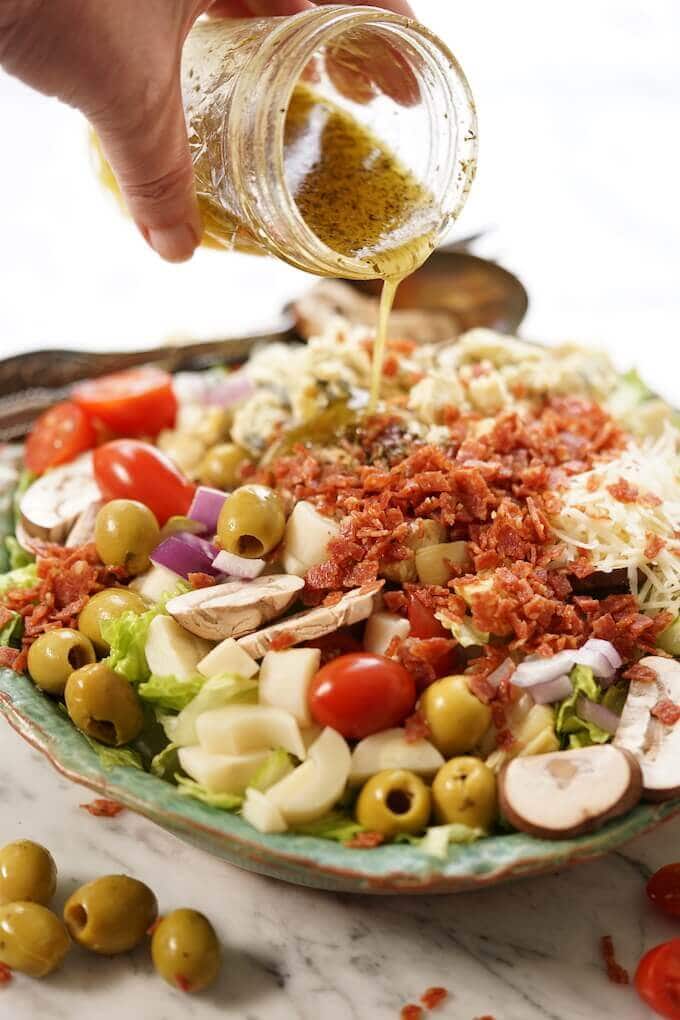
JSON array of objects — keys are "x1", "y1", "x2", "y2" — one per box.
[{"x1": 0, "y1": 0, "x2": 415, "y2": 263}]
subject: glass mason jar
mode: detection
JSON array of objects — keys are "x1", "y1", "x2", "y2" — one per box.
[{"x1": 181, "y1": 5, "x2": 477, "y2": 279}]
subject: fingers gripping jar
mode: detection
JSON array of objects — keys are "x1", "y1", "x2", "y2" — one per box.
[{"x1": 181, "y1": 5, "x2": 477, "y2": 279}]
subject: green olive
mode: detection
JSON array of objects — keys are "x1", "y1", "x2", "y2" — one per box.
[
  {"x1": 431, "y1": 756, "x2": 497, "y2": 829},
  {"x1": 0, "y1": 841, "x2": 57, "y2": 907},
  {"x1": 27, "y1": 629, "x2": 96, "y2": 696},
  {"x1": 198, "y1": 443, "x2": 251, "y2": 490},
  {"x1": 420, "y1": 674, "x2": 492, "y2": 757},
  {"x1": 0, "y1": 902, "x2": 70, "y2": 977},
  {"x1": 63, "y1": 875, "x2": 157, "y2": 955},
  {"x1": 64, "y1": 662, "x2": 144, "y2": 746},
  {"x1": 95, "y1": 499, "x2": 160, "y2": 576},
  {"x1": 78, "y1": 587, "x2": 148, "y2": 654},
  {"x1": 355, "y1": 769, "x2": 431, "y2": 837},
  {"x1": 151, "y1": 909, "x2": 220, "y2": 992},
  {"x1": 658, "y1": 616, "x2": 680, "y2": 656},
  {"x1": 216, "y1": 484, "x2": 286, "y2": 558}
]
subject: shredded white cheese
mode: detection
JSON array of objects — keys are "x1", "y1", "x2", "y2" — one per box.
[{"x1": 551, "y1": 425, "x2": 680, "y2": 611}]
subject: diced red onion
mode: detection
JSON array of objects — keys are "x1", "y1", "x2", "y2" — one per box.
[
  {"x1": 512, "y1": 650, "x2": 576, "y2": 688},
  {"x1": 486, "y1": 657, "x2": 515, "y2": 690},
  {"x1": 571, "y1": 646, "x2": 615, "y2": 679},
  {"x1": 581, "y1": 637, "x2": 622, "y2": 670},
  {"x1": 212, "y1": 549, "x2": 265, "y2": 579},
  {"x1": 188, "y1": 486, "x2": 227, "y2": 533},
  {"x1": 151, "y1": 533, "x2": 220, "y2": 579},
  {"x1": 530, "y1": 674, "x2": 573, "y2": 705},
  {"x1": 577, "y1": 695, "x2": 621, "y2": 735},
  {"x1": 172, "y1": 370, "x2": 255, "y2": 409}
]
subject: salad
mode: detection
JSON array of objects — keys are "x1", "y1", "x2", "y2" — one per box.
[{"x1": 1, "y1": 322, "x2": 679, "y2": 854}]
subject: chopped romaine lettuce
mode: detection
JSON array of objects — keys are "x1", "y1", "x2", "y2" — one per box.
[
  {"x1": 437, "y1": 613, "x2": 490, "y2": 648},
  {"x1": 0, "y1": 610, "x2": 22, "y2": 648},
  {"x1": 249, "y1": 749, "x2": 293, "y2": 792},
  {"x1": 175, "y1": 775, "x2": 242, "y2": 811},
  {"x1": 171, "y1": 674, "x2": 258, "y2": 746},
  {"x1": 150, "y1": 743, "x2": 182, "y2": 780},
  {"x1": 418, "y1": 823, "x2": 485, "y2": 859},
  {"x1": 291, "y1": 812, "x2": 365, "y2": 842},
  {"x1": 0, "y1": 562, "x2": 37, "y2": 595},
  {"x1": 602, "y1": 680, "x2": 629, "y2": 717},
  {"x1": 138, "y1": 673, "x2": 205, "y2": 712},
  {"x1": 84, "y1": 735, "x2": 144, "y2": 771},
  {"x1": 4, "y1": 536, "x2": 33, "y2": 571},
  {"x1": 102, "y1": 605, "x2": 164, "y2": 684},
  {"x1": 555, "y1": 665, "x2": 610, "y2": 749}
]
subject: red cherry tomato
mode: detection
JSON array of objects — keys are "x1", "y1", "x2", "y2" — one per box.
[
  {"x1": 25, "y1": 401, "x2": 96, "y2": 474},
  {"x1": 308, "y1": 653, "x2": 416, "y2": 740},
  {"x1": 635, "y1": 939, "x2": 680, "y2": 1019},
  {"x1": 72, "y1": 366, "x2": 177, "y2": 437},
  {"x1": 407, "y1": 594, "x2": 449, "y2": 640},
  {"x1": 93, "y1": 440, "x2": 195, "y2": 525},
  {"x1": 648, "y1": 865, "x2": 680, "y2": 919}
]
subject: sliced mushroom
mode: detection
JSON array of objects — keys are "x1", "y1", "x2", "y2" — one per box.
[
  {"x1": 65, "y1": 500, "x2": 103, "y2": 548},
  {"x1": 499, "y1": 744, "x2": 642, "y2": 839},
  {"x1": 236, "y1": 582, "x2": 384, "y2": 659},
  {"x1": 20, "y1": 452, "x2": 102, "y2": 542},
  {"x1": 166, "y1": 575, "x2": 305, "y2": 641},
  {"x1": 614, "y1": 655, "x2": 680, "y2": 801}
]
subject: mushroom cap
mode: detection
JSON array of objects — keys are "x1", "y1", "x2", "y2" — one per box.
[
  {"x1": 166, "y1": 575, "x2": 304, "y2": 641},
  {"x1": 20, "y1": 453, "x2": 101, "y2": 542}
]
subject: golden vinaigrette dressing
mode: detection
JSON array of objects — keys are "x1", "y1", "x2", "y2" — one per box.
[{"x1": 93, "y1": 82, "x2": 439, "y2": 409}]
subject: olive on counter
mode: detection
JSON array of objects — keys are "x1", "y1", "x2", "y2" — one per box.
[
  {"x1": 419, "y1": 675, "x2": 492, "y2": 757},
  {"x1": 431, "y1": 756, "x2": 497, "y2": 830},
  {"x1": 0, "y1": 902, "x2": 70, "y2": 977},
  {"x1": 27, "y1": 629, "x2": 96, "y2": 696},
  {"x1": 64, "y1": 662, "x2": 144, "y2": 746},
  {"x1": 95, "y1": 499, "x2": 160, "y2": 576},
  {"x1": 198, "y1": 443, "x2": 251, "y2": 490},
  {"x1": 151, "y1": 908, "x2": 220, "y2": 992},
  {"x1": 78, "y1": 588, "x2": 148, "y2": 654},
  {"x1": 355, "y1": 769, "x2": 431, "y2": 837},
  {"x1": 216, "y1": 484, "x2": 285, "y2": 558},
  {"x1": 0, "y1": 840, "x2": 57, "y2": 907},
  {"x1": 63, "y1": 875, "x2": 157, "y2": 955}
]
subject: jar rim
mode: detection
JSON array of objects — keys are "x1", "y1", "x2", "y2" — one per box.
[{"x1": 228, "y1": 5, "x2": 478, "y2": 278}]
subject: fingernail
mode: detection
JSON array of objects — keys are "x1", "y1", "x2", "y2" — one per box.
[{"x1": 147, "y1": 224, "x2": 198, "y2": 263}]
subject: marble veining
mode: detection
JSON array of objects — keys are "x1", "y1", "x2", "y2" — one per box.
[{"x1": 0, "y1": 719, "x2": 676, "y2": 1019}]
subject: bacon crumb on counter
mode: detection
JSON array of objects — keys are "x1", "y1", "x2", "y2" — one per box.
[
  {"x1": 651, "y1": 699, "x2": 680, "y2": 726},
  {"x1": 0, "y1": 964, "x2": 12, "y2": 985},
  {"x1": 420, "y1": 987, "x2": 448, "y2": 1009},
  {"x1": 344, "y1": 831, "x2": 384, "y2": 849},
  {"x1": 400, "y1": 1006, "x2": 424, "y2": 1020},
  {"x1": 600, "y1": 934, "x2": 629, "y2": 985},
  {"x1": 623, "y1": 663, "x2": 658, "y2": 683},
  {"x1": 80, "y1": 799, "x2": 125, "y2": 818}
]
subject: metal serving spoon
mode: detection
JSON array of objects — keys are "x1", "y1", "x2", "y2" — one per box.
[{"x1": 0, "y1": 243, "x2": 528, "y2": 441}]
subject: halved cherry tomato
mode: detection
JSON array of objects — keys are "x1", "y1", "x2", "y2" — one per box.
[
  {"x1": 93, "y1": 440, "x2": 195, "y2": 525},
  {"x1": 648, "y1": 865, "x2": 680, "y2": 919},
  {"x1": 407, "y1": 594, "x2": 449, "y2": 640},
  {"x1": 24, "y1": 401, "x2": 95, "y2": 474},
  {"x1": 308, "y1": 652, "x2": 416, "y2": 739},
  {"x1": 72, "y1": 366, "x2": 177, "y2": 437},
  {"x1": 635, "y1": 939, "x2": 680, "y2": 1019}
]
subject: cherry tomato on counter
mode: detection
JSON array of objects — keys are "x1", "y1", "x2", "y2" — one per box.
[
  {"x1": 648, "y1": 865, "x2": 680, "y2": 919},
  {"x1": 635, "y1": 939, "x2": 680, "y2": 1019},
  {"x1": 308, "y1": 653, "x2": 416, "y2": 740},
  {"x1": 407, "y1": 594, "x2": 449, "y2": 640},
  {"x1": 25, "y1": 401, "x2": 96, "y2": 474},
  {"x1": 93, "y1": 440, "x2": 195, "y2": 525},
  {"x1": 72, "y1": 366, "x2": 177, "y2": 437}
]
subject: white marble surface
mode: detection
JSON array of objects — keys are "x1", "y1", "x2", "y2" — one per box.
[{"x1": 1, "y1": 1, "x2": 680, "y2": 1018}]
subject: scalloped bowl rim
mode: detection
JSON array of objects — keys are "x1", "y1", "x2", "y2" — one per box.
[{"x1": 1, "y1": 669, "x2": 678, "y2": 894}]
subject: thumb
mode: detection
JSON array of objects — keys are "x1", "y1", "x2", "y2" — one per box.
[{"x1": 94, "y1": 79, "x2": 202, "y2": 263}]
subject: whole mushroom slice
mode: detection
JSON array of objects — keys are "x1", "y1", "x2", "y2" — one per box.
[
  {"x1": 614, "y1": 655, "x2": 680, "y2": 801},
  {"x1": 236, "y1": 582, "x2": 384, "y2": 660},
  {"x1": 20, "y1": 452, "x2": 102, "y2": 543},
  {"x1": 166, "y1": 575, "x2": 304, "y2": 640},
  {"x1": 499, "y1": 744, "x2": 643, "y2": 839}
]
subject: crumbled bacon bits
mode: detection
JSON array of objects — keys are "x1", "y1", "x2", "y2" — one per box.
[
  {"x1": 80, "y1": 799, "x2": 125, "y2": 818},
  {"x1": 187, "y1": 572, "x2": 215, "y2": 589},
  {"x1": 420, "y1": 987, "x2": 448, "y2": 1009},
  {"x1": 600, "y1": 934, "x2": 629, "y2": 985},
  {"x1": 651, "y1": 699, "x2": 680, "y2": 726},
  {"x1": 0, "y1": 963, "x2": 12, "y2": 985},
  {"x1": 269, "y1": 630, "x2": 296, "y2": 651},
  {"x1": 344, "y1": 831, "x2": 384, "y2": 849},
  {"x1": 404, "y1": 709, "x2": 431, "y2": 744},
  {"x1": 623, "y1": 663, "x2": 658, "y2": 683},
  {"x1": 175, "y1": 974, "x2": 192, "y2": 992},
  {"x1": 400, "y1": 1006, "x2": 424, "y2": 1020}
]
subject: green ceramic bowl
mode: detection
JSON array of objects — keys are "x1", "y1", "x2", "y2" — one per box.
[{"x1": 1, "y1": 667, "x2": 678, "y2": 894}]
